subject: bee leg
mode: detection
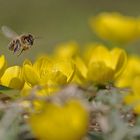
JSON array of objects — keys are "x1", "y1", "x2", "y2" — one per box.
[
  {"x1": 13, "y1": 45, "x2": 19, "y2": 54},
  {"x1": 13, "y1": 40, "x2": 20, "y2": 54},
  {"x1": 17, "y1": 49, "x2": 24, "y2": 56}
]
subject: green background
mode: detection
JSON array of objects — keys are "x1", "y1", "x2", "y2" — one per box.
[{"x1": 0, "y1": 0, "x2": 140, "y2": 65}]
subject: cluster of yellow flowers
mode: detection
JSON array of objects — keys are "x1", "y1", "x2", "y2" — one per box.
[
  {"x1": 0, "y1": 43, "x2": 127, "y2": 91},
  {"x1": 89, "y1": 12, "x2": 140, "y2": 114},
  {"x1": 1, "y1": 12, "x2": 140, "y2": 140}
]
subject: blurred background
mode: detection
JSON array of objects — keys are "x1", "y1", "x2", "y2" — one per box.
[{"x1": 0, "y1": 0, "x2": 140, "y2": 65}]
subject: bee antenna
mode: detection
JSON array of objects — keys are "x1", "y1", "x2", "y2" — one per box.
[{"x1": 34, "y1": 36, "x2": 42, "y2": 40}]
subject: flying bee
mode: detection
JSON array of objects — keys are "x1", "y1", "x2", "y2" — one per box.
[{"x1": 1, "y1": 26, "x2": 35, "y2": 56}]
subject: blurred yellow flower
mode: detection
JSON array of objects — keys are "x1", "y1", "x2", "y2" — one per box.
[
  {"x1": 86, "y1": 45, "x2": 127, "y2": 85},
  {"x1": 0, "y1": 55, "x2": 7, "y2": 78},
  {"x1": 115, "y1": 56, "x2": 140, "y2": 114},
  {"x1": 1, "y1": 66, "x2": 24, "y2": 89},
  {"x1": 116, "y1": 56, "x2": 140, "y2": 88},
  {"x1": 124, "y1": 76, "x2": 140, "y2": 114},
  {"x1": 90, "y1": 12, "x2": 140, "y2": 44},
  {"x1": 29, "y1": 99, "x2": 89, "y2": 140},
  {"x1": 54, "y1": 41, "x2": 79, "y2": 59},
  {"x1": 54, "y1": 42, "x2": 88, "y2": 85}
]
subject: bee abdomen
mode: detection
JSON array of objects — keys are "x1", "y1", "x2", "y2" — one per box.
[
  {"x1": 9, "y1": 39, "x2": 21, "y2": 53},
  {"x1": 8, "y1": 40, "x2": 16, "y2": 51}
]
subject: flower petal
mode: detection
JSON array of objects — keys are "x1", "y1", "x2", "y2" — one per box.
[
  {"x1": 23, "y1": 64, "x2": 40, "y2": 86},
  {"x1": 89, "y1": 45, "x2": 111, "y2": 67},
  {"x1": 111, "y1": 48, "x2": 127, "y2": 78},
  {"x1": 54, "y1": 42, "x2": 79, "y2": 58},
  {"x1": 1, "y1": 66, "x2": 24, "y2": 89},
  {"x1": 87, "y1": 61, "x2": 114, "y2": 84},
  {"x1": 54, "y1": 60, "x2": 75, "y2": 83},
  {"x1": 33, "y1": 56, "x2": 53, "y2": 77},
  {"x1": 0, "y1": 55, "x2": 7, "y2": 77}
]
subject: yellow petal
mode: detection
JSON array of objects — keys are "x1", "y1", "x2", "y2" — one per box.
[
  {"x1": 87, "y1": 61, "x2": 114, "y2": 84},
  {"x1": 20, "y1": 82, "x2": 32, "y2": 97},
  {"x1": 72, "y1": 57, "x2": 87, "y2": 85},
  {"x1": 23, "y1": 64, "x2": 40, "y2": 86},
  {"x1": 74, "y1": 56, "x2": 87, "y2": 78},
  {"x1": 83, "y1": 43, "x2": 101, "y2": 62},
  {"x1": 131, "y1": 76, "x2": 140, "y2": 94},
  {"x1": 40, "y1": 70, "x2": 67, "y2": 86},
  {"x1": 54, "y1": 41, "x2": 79, "y2": 58},
  {"x1": 51, "y1": 71, "x2": 67, "y2": 85},
  {"x1": 1, "y1": 66, "x2": 24, "y2": 89},
  {"x1": 0, "y1": 55, "x2": 7, "y2": 77},
  {"x1": 115, "y1": 56, "x2": 140, "y2": 88},
  {"x1": 33, "y1": 56, "x2": 53, "y2": 77},
  {"x1": 124, "y1": 93, "x2": 140, "y2": 114},
  {"x1": 111, "y1": 48, "x2": 127, "y2": 78},
  {"x1": 89, "y1": 45, "x2": 111, "y2": 67},
  {"x1": 54, "y1": 60, "x2": 75, "y2": 83}
]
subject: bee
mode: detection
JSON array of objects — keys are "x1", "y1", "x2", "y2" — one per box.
[{"x1": 1, "y1": 26, "x2": 34, "y2": 56}]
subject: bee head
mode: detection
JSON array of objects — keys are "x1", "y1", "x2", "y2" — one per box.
[{"x1": 25, "y1": 34, "x2": 34, "y2": 46}]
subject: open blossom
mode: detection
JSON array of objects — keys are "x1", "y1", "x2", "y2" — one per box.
[
  {"x1": 29, "y1": 99, "x2": 89, "y2": 140},
  {"x1": 23, "y1": 56, "x2": 75, "y2": 94},
  {"x1": 1, "y1": 66, "x2": 24, "y2": 89},
  {"x1": 0, "y1": 54, "x2": 25, "y2": 90},
  {"x1": 90, "y1": 12, "x2": 140, "y2": 44},
  {"x1": 54, "y1": 43, "x2": 127, "y2": 85},
  {"x1": 85, "y1": 45, "x2": 127, "y2": 85}
]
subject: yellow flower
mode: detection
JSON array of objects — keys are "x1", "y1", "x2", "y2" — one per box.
[
  {"x1": 23, "y1": 56, "x2": 75, "y2": 93},
  {"x1": 0, "y1": 55, "x2": 7, "y2": 78},
  {"x1": 90, "y1": 12, "x2": 140, "y2": 44},
  {"x1": 124, "y1": 76, "x2": 140, "y2": 114},
  {"x1": 83, "y1": 43, "x2": 101, "y2": 63},
  {"x1": 29, "y1": 99, "x2": 89, "y2": 140},
  {"x1": 54, "y1": 41, "x2": 79, "y2": 59},
  {"x1": 116, "y1": 56, "x2": 140, "y2": 88},
  {"x1": 1, "y1": 66, "x2": 24, "y2": 89},
  {"x1": 54, "y1": 42, "x2": 88, "y2": 85},
  {"x1": 115, "y1": 56, "x2": 140, "y2": 114},
  {"x1": 86, "y1": 45, "x2": 127, "y2": 85}
]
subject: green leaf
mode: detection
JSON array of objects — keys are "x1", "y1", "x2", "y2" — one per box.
[
  {"x1": 0, "y1": 85, "x2": 20, "y2": 100},
  {"x1": 0, "y1": 85, "x2": 12, "y2": 91},
  {"x1": 2, "y1": 90, "x2": 20, "y2": 100}
]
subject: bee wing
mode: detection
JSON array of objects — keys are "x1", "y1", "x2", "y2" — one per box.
[{"x1": 1, "y1": 26, "x2": 18, "y2": 39}]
